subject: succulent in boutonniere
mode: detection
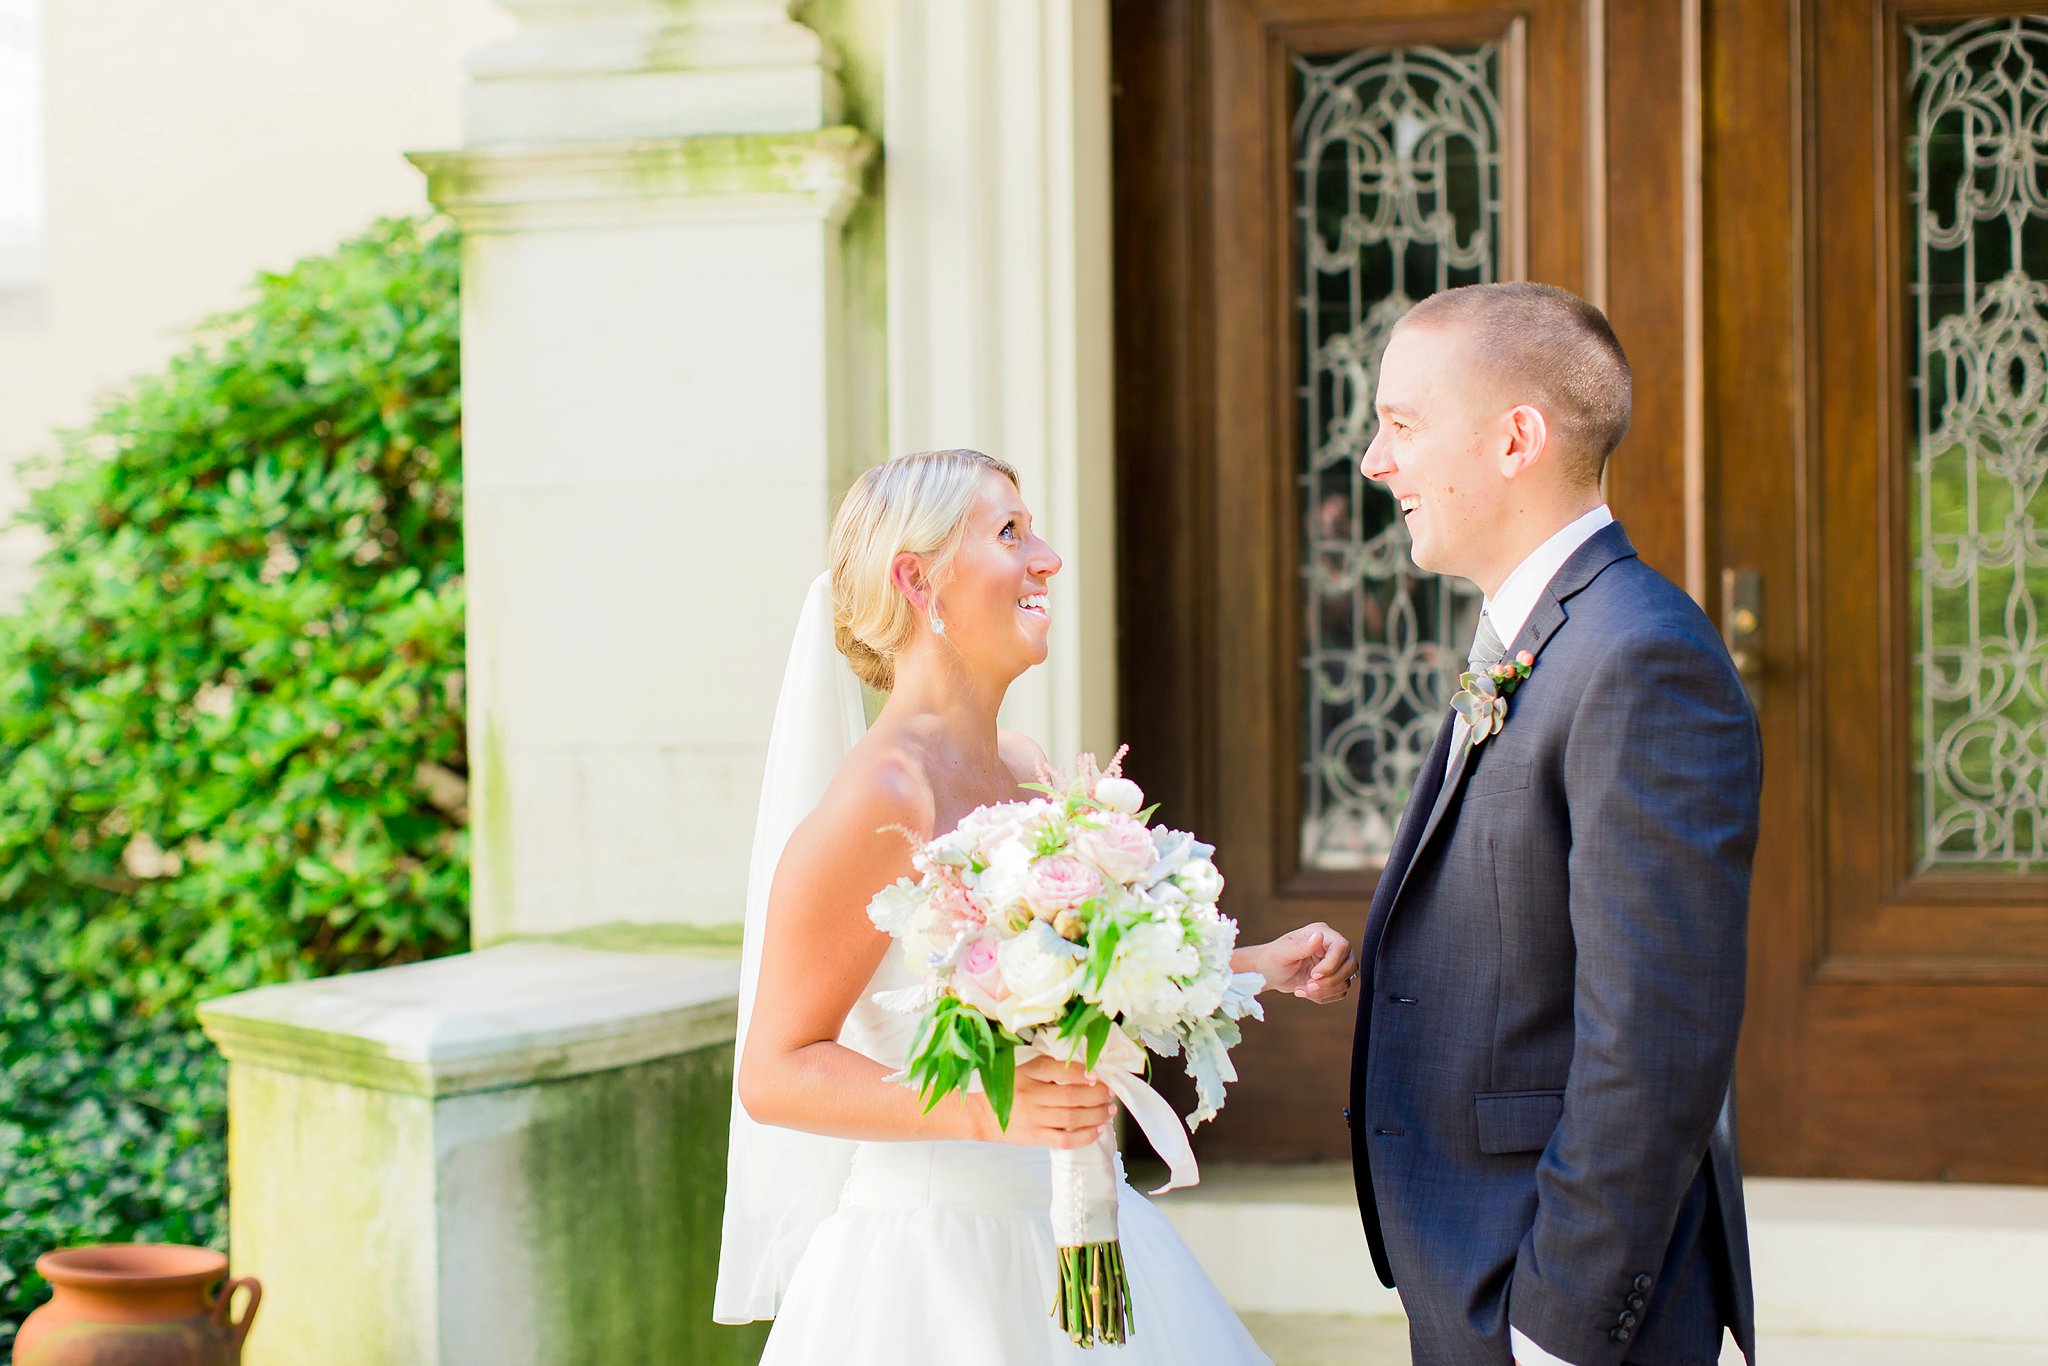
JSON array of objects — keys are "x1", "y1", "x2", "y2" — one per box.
[{"x1": 1453, "y1": 649, "x2": 1538, "y2": 748}]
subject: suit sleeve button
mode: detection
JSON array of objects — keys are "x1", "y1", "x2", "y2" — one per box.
[
  {"x1": 1610, "y1": 1327, "x2": 1631, "y2": 1343},
  {"x1": 1619, "y1": 1310, "x2": 1638, "y2": 1329},
  {"x1": 1627, "y1": 1292, "x2": 1645, "y2": 1311},
  {"x1": 1633, "y1": 1273, "x2": 1653, "y2": 1292}
]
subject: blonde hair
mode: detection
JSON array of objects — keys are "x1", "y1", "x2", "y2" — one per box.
[{"x1": 829, "y1": 449, "x2": 1021, "y2": 691}]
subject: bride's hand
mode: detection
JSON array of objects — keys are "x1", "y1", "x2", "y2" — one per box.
[
  {"x1": 1238, "y1": 923, "x2": 1361, "y2": 1003},
  {"x1": 992, "y1": 1055, "x2": 1114, "y2": 1149}
]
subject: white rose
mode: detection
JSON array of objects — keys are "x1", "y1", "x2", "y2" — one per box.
[
  {"x1": 1094, "y1": 776, "x2": 1145, "y2": 815},
  {"x1": 994, "y1": 922, "x2": 1087, "y2": 1031},
  {"x1": 1091, "y1": 918, "x2": 1199, "y2": 1027},
  {"x1": 1174, "y1": 858, "x2": 1225, "y2": 906}
]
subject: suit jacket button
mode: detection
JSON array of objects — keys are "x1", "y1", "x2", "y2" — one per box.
[
  {"x1": 1619, "y1": 1310, "x2": 1638, "y2": 1329},
  {"x1": 1627, "y1": 1292, "x2": 1645, "y2": 1311},
  {"x1": 1633, "y1": 1273, "x2": 1653, "y2": 1292},
  {"x1": 1610, "y1": 1327, "x2": 1631, "y2": 1343}
]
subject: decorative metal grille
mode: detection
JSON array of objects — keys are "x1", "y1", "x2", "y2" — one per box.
[
  {"x1": 1292, "y1": 44, "x2": 1502, "y2": 870},
  {"x1": 1908, "y1": 16, "x2": 2048, "y2": 873}
]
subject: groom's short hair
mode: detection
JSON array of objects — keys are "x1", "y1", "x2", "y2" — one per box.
[{"x1": 1397, "y1": 283, "x2": 1631, "y2": 487}]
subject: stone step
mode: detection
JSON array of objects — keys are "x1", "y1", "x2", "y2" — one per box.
[
  {"x1": 1140, "y1": 1163, "x2": 2048, "y2": 1350},
  {"x1": 1241, "y1": 1314, "x2": 2048, "y2": 1366}
]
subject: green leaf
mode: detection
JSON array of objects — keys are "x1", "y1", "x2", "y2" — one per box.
[
  {"x1": 1084, "y1": 1013, "x2": 1114, "y2": 1072},
  {"x1": 983, "y1": 1032, "x2": 1016, "y2": 1129},
  {"x1": 0, "y1": 216, "x2": 468, "y2": 1349}
]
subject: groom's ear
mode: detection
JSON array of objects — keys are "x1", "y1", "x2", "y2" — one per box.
[
  {"x1": 890, "y1": 552, "x2": 932, "y2": 612},
  {"x1": 1497, "y1": 403, "x2": 1550, "y2": 480}
]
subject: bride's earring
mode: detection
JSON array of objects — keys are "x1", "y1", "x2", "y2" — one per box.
[{"x1": 928, "y1": 602, "x2": 946, "y2": 635}]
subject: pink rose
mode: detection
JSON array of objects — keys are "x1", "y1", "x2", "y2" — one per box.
[
  {"x1": 1072, "y1": 814, "x2": 1158, "y2": 884},
  {"x1": 1026, "y1": 856, "x2": 1105, "y2": 915},
  {"x1": 954, "y1": 933, "x2": 1009, "y2": 1011}
]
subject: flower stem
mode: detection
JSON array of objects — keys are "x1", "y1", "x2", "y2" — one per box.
[{"x1": 1049, "y1": 1241, "x2": 1133, "y2": 1347}]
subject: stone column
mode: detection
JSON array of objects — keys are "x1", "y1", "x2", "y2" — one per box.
[
  {"x1": 883, "y1": 0, "x2": 1119, "y2": 764},
  {"x1": 410, "y1": 0, "x2": 873, "y2": 945}
]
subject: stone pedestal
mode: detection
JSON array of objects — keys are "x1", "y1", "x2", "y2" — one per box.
[
  {"x1": 199, "y1": 942, "x2": 761, "y2": 1366},
  {"x1": 410, "y1": 0, "x2": 873, "y2": 944}
]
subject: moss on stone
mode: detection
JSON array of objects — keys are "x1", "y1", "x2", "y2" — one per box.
[
  {"x1": 511, "y1": 1047, "x2": 769, "y2": 1363},
  {"x1": 519, "y1": 921, "x2": 745, "y2": 958},
  {"x1": 476, "y1": 716, "x2": 514, "y2": 948}
]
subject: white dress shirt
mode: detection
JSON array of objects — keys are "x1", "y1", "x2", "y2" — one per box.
[{"x1": 1448, "y1": 504, "x2": 1615, "y2": 775}]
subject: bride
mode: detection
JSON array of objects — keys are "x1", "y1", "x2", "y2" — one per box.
[{"x1": 715, "y1": 449, "x2": 1360, "y2": 1362}]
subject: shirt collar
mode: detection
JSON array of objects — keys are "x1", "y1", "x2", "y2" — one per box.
[{"x1": 1479, "y1": 504, "x2": 1614, "y2": 650}]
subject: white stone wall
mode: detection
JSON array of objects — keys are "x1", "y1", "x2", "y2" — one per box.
[
  {"x1": 0, "y1": 0, "x2": 512, "y2": 606},
  {"x1": 883, "y1": 0, "x2": 1120, "y2": 766}
]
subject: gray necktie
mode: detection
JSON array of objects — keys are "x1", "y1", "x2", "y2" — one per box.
[
  {"x1": 1445, "y1": 612, "x2": 1508, "y2": 778},
  {"x1": 1467, "y1": 612, "x2": 1506, "y2": 673}
]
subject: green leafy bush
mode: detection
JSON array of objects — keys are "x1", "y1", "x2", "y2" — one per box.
[{"x1": 0, "y1": 216, "x2": 468, "y2": 1349}]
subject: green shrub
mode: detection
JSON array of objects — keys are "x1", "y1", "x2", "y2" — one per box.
[{"x1": 0, "y1": 215, "x2": 468, "y2": 1349}]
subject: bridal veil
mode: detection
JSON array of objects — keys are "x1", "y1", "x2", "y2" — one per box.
[{"x1": 712, "y1": 570, "x2": 869, "y2": 1323}]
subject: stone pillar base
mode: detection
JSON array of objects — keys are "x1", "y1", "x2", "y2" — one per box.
[{"x1": 199, "y1": 943, "x2": 760, "y2": 1366}]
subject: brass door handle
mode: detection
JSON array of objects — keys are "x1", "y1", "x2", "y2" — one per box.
[{"x1": 1721, "y1": 567, "x2": 1763, "y2": 710}]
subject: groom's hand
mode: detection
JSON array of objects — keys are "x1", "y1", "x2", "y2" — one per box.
[{"x1": 1242, "y1": 924, "x2": 1360, "y2": 1003}]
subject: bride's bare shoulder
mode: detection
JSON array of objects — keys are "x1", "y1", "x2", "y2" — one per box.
[
  {"x1": 996, "y1": 729, "x2": 1052, "y2": 786},
  {"x1": 809, "y1": 732, "x2": 938, "y2": 848}
]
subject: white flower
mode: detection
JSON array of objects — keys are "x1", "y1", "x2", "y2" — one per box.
[
  {"x1": 973, "y1": 841, "x2": 1035, "y2": 917},
  {"x1": 1091, "y1": 918, "x2": 1199, "y2": 1027},
  {"x1": 1186, "y1": 906, "x2": 1237, "y2": 977},
  {"x1": 994, "y1": 921, "x2": 1087, "y2": 1031},
  {"x1": 1094, "y1": 776, "x2": 1145, "y2": 815},
  {"x1": 916, "y1": 829, "x2": 978, "y2": 873},
  {"x1": 1174, "y1": 857, "x2": 1225, "y2": 906},
  {"x1": 1179, "y1": 972, "x2": 1226, "y2": 1019}
]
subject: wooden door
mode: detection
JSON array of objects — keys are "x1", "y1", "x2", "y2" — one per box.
[
  {"x1": 1110, "y1": 0, "x2": 1695, "y2": 1160},
  {"x1": 1718, "y1": 0, "x2": 2048, "y2": 1183},
  {"x1": 1114, "y1": 0, "x2": 2048, "y2": 1177}
]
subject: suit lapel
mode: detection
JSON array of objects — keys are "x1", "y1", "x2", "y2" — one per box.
[
  {"x1": 1361, "y1": 708, "x2": 1456, "y2": 965},
  {"x1": 1365, "y1": 522, "x2": 1641, "y2": 954}
]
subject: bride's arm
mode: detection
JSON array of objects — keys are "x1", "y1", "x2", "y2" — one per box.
[
  {"x1": 1234, "y1": 924, "x2": 1360, "y2": 1003},
  {"x1": 737, "y1": 754, "x2": 1111, "y2": 1148}
]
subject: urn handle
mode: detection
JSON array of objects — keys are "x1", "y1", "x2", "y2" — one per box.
[{"x1": 214, "y1": 1275, "x2": 263, "y2": 1348}]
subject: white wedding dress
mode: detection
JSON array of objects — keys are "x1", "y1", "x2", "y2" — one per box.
[
  {"x1": 755, "y1": 952, "x2": 1272, "y2": 1365},
  {"x1": 716, "y1": 573, "x2": 1269, "y2": 1364}
]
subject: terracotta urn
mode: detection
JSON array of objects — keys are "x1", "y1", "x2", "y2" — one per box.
[{"x1": 14, "y1": 1244, "x2": 260, "y2": 1366}]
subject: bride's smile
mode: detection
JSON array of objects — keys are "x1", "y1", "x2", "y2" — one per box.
[{"x1": 919, "y1": 470, "x2": 1061, "y2": 672}]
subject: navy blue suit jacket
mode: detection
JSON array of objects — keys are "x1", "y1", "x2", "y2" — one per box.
[{"x1": 1348, "y1": 523, "x2": 1760, "y2": 1366}]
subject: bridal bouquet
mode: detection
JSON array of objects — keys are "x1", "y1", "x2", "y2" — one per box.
[{"x1": 866, "y1": 748, "x2": 1264, "y2": 1348}]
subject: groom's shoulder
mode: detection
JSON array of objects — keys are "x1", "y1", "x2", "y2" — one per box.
[
  {"x1": 1559, "y1": 556, "x2": 1750, "y2": 712},
  {"x1": 1572, "y1": 551, "x2": 1717, "y2": 644}
]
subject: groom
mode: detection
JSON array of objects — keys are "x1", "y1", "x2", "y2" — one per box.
[{"x1": 1348, "y1": 284, "x2": 1761, "y2": 1366}]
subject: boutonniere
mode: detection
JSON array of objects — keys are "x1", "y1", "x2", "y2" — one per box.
[{"x1": 1453, "y1": 649, "x2": 1537, "y2": 747}]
